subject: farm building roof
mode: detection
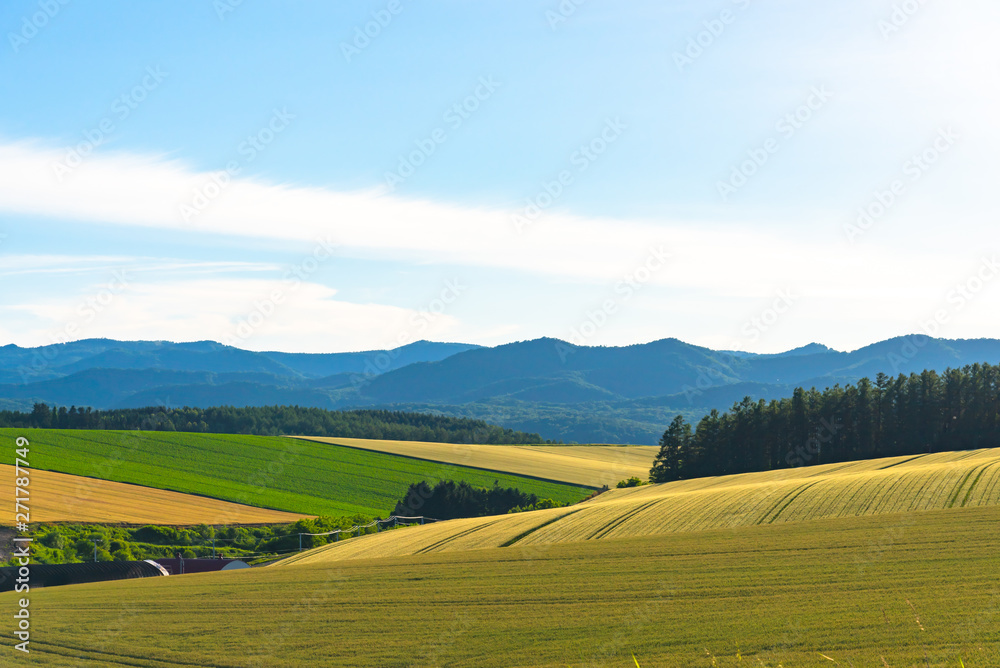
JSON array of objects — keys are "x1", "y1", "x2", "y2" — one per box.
[
  {"x1": 152, "y1": 558, "x2": 250, "y2": 576},
  {"x1": 0, "y1": 560, "x2": 167, "y2": 592}
]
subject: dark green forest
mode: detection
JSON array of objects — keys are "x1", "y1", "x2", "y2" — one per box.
[
  {"x1": 392, "y1": 480, "x2": 547, "y2": 520},
  {"x1": 651, "y1": 363, "x2": 1000, "y2": 481},
  {"x1": 0, "y1": 404, "x2": 551, "y2": 444}
]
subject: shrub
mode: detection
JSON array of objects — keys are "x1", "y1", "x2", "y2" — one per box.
[
  {"x1": 39, "y1": 531, "x2": 65, "y2": 550},
  {"x1": 134, "y1": 525, "x2": 178, "y2": 545},
  {"x1": 508, "y1": 498, "x2": 568, "y2": 513},
  {"x1": 579, "y1": 485, "x2": 610, "y2": 503}
]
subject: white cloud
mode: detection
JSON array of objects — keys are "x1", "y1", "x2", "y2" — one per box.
[
  {"x1": 0, "y1": 141, "x2": 944, "y2": 288},
  {"x1": 0, "y1": 140, "x2": 996, "y2": 354},
  {"x1": 0, "y1": 140, "x2": 683, "y2": 283},
  {"x1": 1, "y1": 277, "x2": 462, "y2": 353},
  {"x1": 0, "y1": 254, "x2": 275, "y2": 277}
]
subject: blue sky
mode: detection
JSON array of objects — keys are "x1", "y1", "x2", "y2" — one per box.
[{"x1": 1, "y1": 0, "x2": 998, "y2": 353}]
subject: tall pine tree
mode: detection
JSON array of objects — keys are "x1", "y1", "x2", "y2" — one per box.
[{"x1": 650, "y1": 415, "x2": 692, "y2": 482}]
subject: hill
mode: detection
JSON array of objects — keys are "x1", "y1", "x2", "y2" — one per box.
[
  {"x1": 0, "y1": 338, "x2": 478, "y2": 380},
  {"x1": 350, "y1": 335, "x2": 1000, "y2": 442},
  {"x1": 360, "y1": 335, "x2": 1000, "y2": 403},
  {"x1": 0, "y1": 338, "x2": 479, "y2": 408},
  {"x1": 279, "y1": 446, "x2": 1000, "y2": 564},
  {"x1": 0, "y1": 405, "x2": 550, "y2": 444},
  {"x1": 3, "y1": 335, "x2": 1000, "y2": 443},
  {"x1": 0, "y1": 429, "x2": 589, "y2": 518}
]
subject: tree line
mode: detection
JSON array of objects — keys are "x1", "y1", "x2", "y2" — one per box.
[
  {"x1": 651, "y1": 363, "x2": 1000, "y2": 482},
  {"x1": 6, "y1": 516, "x2": 377, "y2": 566},
  {"x1": 0, "y1": 404, "x2": 552, "y2": 445}
]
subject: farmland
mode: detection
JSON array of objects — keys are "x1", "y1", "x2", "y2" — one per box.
[
  {"x1": 297, "y1": 436, "x2": 659, "y2": 487},
  {"x1": 0, "y1": 429, "x2": 590, "y2": 518},
  {"x1": 0, "y1": 465, "x2": 306, "y2": 524},
  {"x1": 281, "y1": 446, "x2": 1000, "y2": 564},
  {"x1": 7, "y1": 504, "x2": 998, "y2": 666},
  {"x1": 8, "y1": 433, "x2": 1000, "y2": 666}
]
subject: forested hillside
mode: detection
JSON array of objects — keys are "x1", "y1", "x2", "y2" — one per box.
[
  {"x1": 0, "y1": 405, "x2": 550, "y2": 444},
  {"x1": 651, "y1": 363, "x2": 1000, "y2": 480},
  {"x1": 4, "y1": 336, "x2": 1000, "y2": 444}
]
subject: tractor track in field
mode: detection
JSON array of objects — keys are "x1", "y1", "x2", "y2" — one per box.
[
  {"x1": 500, "y1": 509, "x2": 582, "y2": 547},
  {"x1": 952, "y1": 461, "x2": 991, "y2": 508},
  {"x1": 586, "y1": 499, "x2": 664, "y2": 540},
  {"x1": 29, "y1": 639, "x2": 241, "y2": 668},
  {"x1": 412, "y1": 518, "x2": 507, "y2": 555},
  {"x1": 760, "y1": 481, "x2": 822, "y2": 525}
]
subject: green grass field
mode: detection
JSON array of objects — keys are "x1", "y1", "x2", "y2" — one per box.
[
  {"x1": 0, "y1": 429, "x2": 589, "y2": 518},
  {"x1": 8, "y1": 504, "x2": 999, "y2": 667}
]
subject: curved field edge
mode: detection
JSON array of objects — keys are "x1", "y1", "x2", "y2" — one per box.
[
  {"x1": 0, "y1": 429, "x2": 590, "y2": 517},
  {"x1": 279, "y1": 446, "x2": 1000, "y2": 565},
  {"x1": 7, "y1": 505, "x2": 1000, "y2": 667},
  {"x1": 0, "y1": 464, "x2": 309, "y2": 524},
  {"x1": 295, "y1": 436, "x2": 658, "y2": 487}
]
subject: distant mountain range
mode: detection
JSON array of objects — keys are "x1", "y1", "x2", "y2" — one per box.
[{"x1": 2, "y1": 335, "x2": 999, "y2": 444}]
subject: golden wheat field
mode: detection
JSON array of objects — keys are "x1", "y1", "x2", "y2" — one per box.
[
  {"x1": 0, "y1": 465, "x2": 308, "y2": 524},
  {"x1": 279, "y1": 446, "x2": 1000, "y2": 566},
  {"x1": 11, "y1": 505, "x2": 1000, "y2": 667},
  {"x1": 294, "y1": 436, "x2": 658, "y2": 487}
]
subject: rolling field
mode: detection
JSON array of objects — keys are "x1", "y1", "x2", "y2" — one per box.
[
  {"x1": 296, "y1": 436, "x2": 658, "y2": 487},
  {"x1": 0, "y1": 464, "x2": 307, "y2": 524},
  {"x1": 0, "y1": 429, "x2": 589, "y2": 518},
  {"x1": 281, "y1": 446, "x2": 1000, "y2": 564},
  {"x1": 7, "y1": 505, "x2": 999, "y2": 667}
]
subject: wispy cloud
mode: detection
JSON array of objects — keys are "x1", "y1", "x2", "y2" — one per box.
[
  {"x1": 0, "y1": 138, "x2": 996, "y2": 353},
  {"x1": 0, "y1": 254, "x2": 276, "y2": 277},
  {"x1": 0, "y1": 141, "x2": 936, "y2": 290},
  {"x1": 1, "y1": 277, "x2": 462, "y2": 353}
]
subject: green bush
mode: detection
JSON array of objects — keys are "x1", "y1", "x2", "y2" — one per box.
[
  {"x1": 39, "y1": 530, "x2": 65, "y2": 549},
  {"x1": 508, "y1": 498, "x2": 569, "y2": 513},
  {"x1": 134, "y1": 525, "x2": 178, "y2": 545},
  {"x1": 1, "y1": 516, "x2": 386, "y2": 567}
]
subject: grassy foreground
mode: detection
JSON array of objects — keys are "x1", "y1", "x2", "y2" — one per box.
[
  {"x1": 6, "y1": 505, "x2": 998, "y2": 667},
  {"x1": 1, "y1": 429, "x2": 589, "y2": 517}
]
